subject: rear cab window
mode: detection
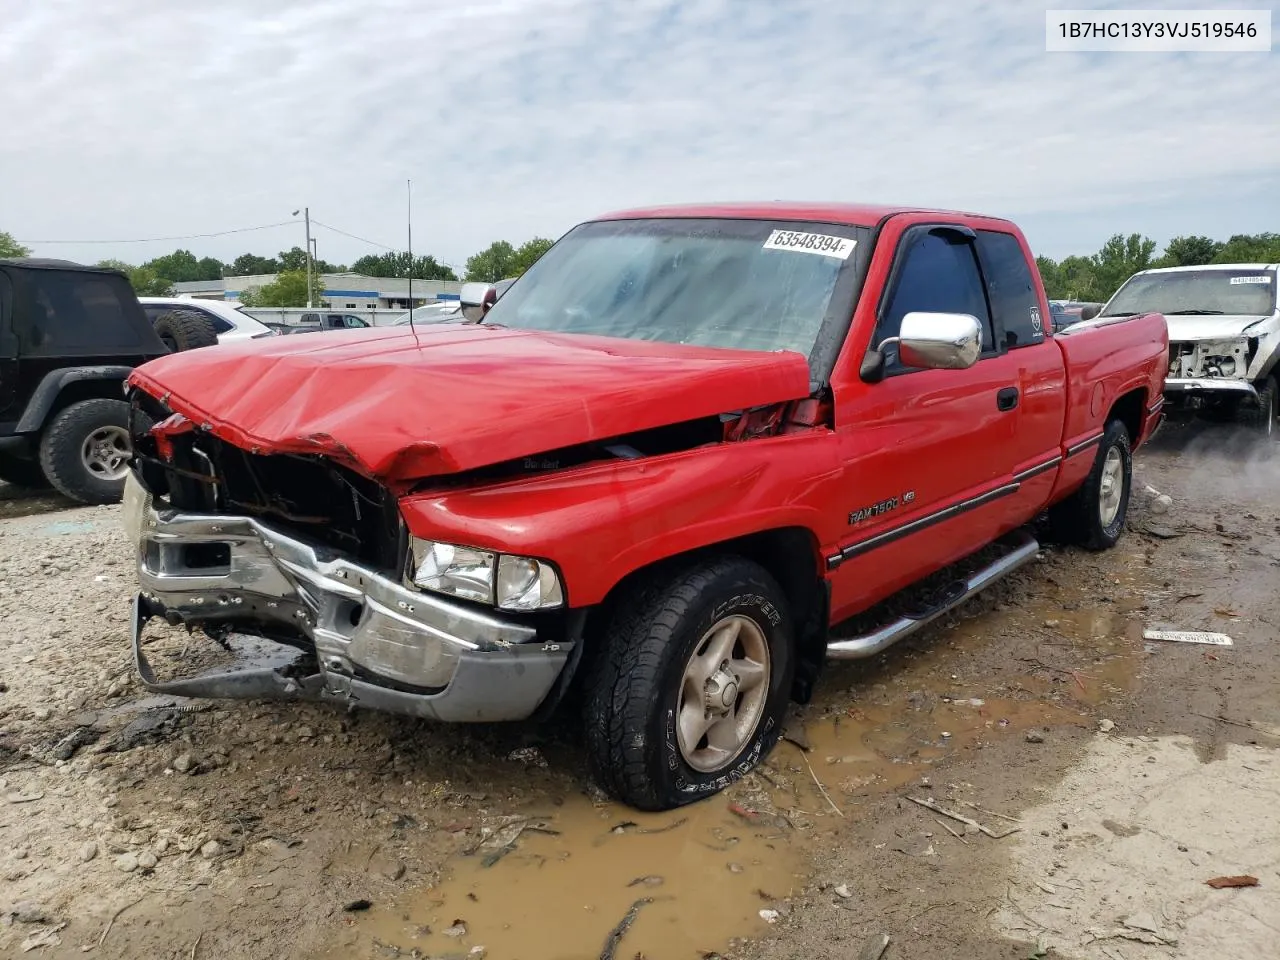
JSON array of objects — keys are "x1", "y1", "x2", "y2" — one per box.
[{"x1": 975, "y1": 231, "x2": 1045, "y2": 349}]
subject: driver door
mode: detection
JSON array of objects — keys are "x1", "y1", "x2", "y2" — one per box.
[{"x1": 826, "y1": 223, "x2": 1026, "y2": 623}]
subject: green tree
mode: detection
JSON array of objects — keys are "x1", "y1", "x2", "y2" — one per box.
[
  {"x1": 237, "y1": 270, "x2": 324, "y2": 308},
  {"x1": 1090, "y1": 233, "x2": 1156, "y2": 301},
  {"x1": 464, "y1": 240, "x2": 517, "y2": 282},
  {"x1": 229, "y1": 253, "x2": 280, "y2": 276},
  {"x1": 1211, "y1": 232, "x2": 1280, "y2": 264},
  {"x1": 349, "y1": 251, "x2": 456, "y2": 280},
  {"x1": 96, "y1": 259, "x2": 174, "y2": 296},
  {"x1": 1035, "y1": 256, "x2": 1060, "y2": 298},
  {"x1": 144, "y1": 249, "x2": 204, "y2": 282},
  {"x1": 0, "y1": 230, "x2": 30, "y2": 258},
  {"x1": 1156, "y1": 235, "x2": 1222, "y2": 267},
  {"x1": 512, "y1": 237, "x2": 554, "y2": 274}
]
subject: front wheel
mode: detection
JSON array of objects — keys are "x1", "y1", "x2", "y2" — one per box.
[
  {"x1": 1048, "y1": 419, "x2": 1132, "y2": 551},
  {"x1": 583, "y1": 557, "x2": 795, "y2": 811},
  {"x1": 1237, "y1": 375, "x2": 1277, "y2": 439}
]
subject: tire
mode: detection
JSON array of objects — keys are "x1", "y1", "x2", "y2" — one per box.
[
  {"x1": 0, "y1": 453, "x2": 50, "y2": 489},
  {"x1": 1237, "y1": 375, "x2": 1277, "y2": 439},
  {"x1": 583, "y1": 557, "x2": 795, "y2": 811},
  {"x1": 1048, "y1": 419, "x2": 1132, "y2": 551},
  {"x1": 153, "y1": 310, "x2": 218, "y2": 352},
  {"x1": 38, "y1": 399, "x2": 133, "y2": 505}
]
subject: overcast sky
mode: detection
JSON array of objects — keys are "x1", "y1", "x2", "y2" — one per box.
[{"x1": 3, "y1": 0, "x2": 1276, "y2": 272}]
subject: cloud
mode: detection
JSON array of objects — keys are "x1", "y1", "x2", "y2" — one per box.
[{"x1": 1, "y1": 0, "x2": 1275, "y2": 269}]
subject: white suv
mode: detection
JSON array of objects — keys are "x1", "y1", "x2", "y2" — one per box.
[{"x1": 138, "y1": 297, "x2": 278, "y2": 345}]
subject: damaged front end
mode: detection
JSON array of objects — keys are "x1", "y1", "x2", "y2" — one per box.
[
  {"x1": 123, "y1": 392, "x2": 574, "y2": 722},
  {"x1": 1165, "y1": 337, "x2": 1261, "y2": 409}
]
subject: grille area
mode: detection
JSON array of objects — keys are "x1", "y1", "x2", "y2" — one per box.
[{"x1": 129, "y1": 395, "x2": 405, "y2": 574}]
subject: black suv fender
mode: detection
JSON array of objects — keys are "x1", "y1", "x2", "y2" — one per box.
[{"x1": 15, "y1": 366, "x2": 133, "y2": 434}]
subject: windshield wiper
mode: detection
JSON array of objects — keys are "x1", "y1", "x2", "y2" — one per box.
[
  {"x1": 1100, "y1": 311, "x2": 1138, "y2": 318},
  {"x1": 1164, "y1": 309, "x2": 1225, "y2": 315}
]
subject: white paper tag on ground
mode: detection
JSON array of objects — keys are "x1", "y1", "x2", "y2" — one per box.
[
  {"x1": 762, "y1": 229, "x2": 856, "y2": 259},
  {"x1": 1143, "y1": 629, "x2": 1233, "y2": 647}
]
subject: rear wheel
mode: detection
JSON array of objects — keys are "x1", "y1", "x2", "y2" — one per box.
[
  {"x1": 153, "y1": 310, "x2": 218, "y2": 352},
  {"x1": 1048, "y1": 419, "x2": 1132, "y2": 551},
  {"x1": 583, "y1": 557, "x2": 795, "y2": 811},
  {"x1": 0, "y1": 453, "x2": 50, "y2": 489},
  {"x1": 38, "y1": 399, "x2": 132, "y2": 505},
  {"x1": 1237, "y1": 375, "x2": 1277, "y2": 439}
]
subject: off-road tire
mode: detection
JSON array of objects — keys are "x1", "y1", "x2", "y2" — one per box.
[
  {"x1": 153, "y1": 310, "x2": 218, "y2": 352},
  {"x1": 1237, "y1": 375, "x2": 1277, "y2": 439},
  {"x1": 1048, "y1": 419, "x2": 1132, "y2": 551},
  {"x1": 0, "y1": 453, "x2": 50, "y2": 489},
  {"x1": 38, "y1": 399, "x2": 132, "y2": 505},
  {"x1": 582, "y1": 557, "x2": 795, "y2": 811}
]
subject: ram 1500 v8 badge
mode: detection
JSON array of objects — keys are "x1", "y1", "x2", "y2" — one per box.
[{"x1": 122, "y1": 203, "x2": 1169, "y2": 810}]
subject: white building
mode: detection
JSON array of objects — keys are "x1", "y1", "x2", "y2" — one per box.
[{"x1": 171, "y1": 273, "x2": 462, "y2": 310}]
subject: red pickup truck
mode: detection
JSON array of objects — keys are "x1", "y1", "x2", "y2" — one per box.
[{"x1": 122, "y1": 203, "x2": 1167, "y2": 810}]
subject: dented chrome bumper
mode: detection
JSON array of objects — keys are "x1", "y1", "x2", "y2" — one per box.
[{"x1": 131, "y1": 507, "x2": 572, "y2": 722}]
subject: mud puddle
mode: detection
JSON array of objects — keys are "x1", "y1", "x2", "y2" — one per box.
[
  {"x1": 330, "y1": 697, "x2": 1094, "y2": 960},
  {"x1": 325, "y1": 791, "x2": 807, "y2": 960}
]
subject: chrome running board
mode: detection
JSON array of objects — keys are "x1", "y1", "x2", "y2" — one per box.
[{"x1": 825, "y1": 528, "x2": 1040, "y2": 660}]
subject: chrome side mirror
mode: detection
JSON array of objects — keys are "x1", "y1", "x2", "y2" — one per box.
[
  {"x1": 887, "y1": 311, "x2": 982, "y2": 370},
  {"x1": 459, "y1": 281, "x2": 496, "y2": 323}
]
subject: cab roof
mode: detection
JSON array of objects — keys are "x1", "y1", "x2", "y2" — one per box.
[{"x1": 592, "y1": 201, "x2": 1010, "y2": 229}]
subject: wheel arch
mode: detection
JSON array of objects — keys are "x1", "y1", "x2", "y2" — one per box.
[
  {"x1": 15, "y1": 367, "x2": 132, "y2": 434},
  {"x1": 580, "y1": 525, "x2": 828, "y2": 706},
  {"x1": 1106, "y1": 386, "x2": 1147, "y2": 448}
]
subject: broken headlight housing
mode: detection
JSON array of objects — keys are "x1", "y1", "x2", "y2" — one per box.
[{"x1": 408, "y1": 539, "x2": 565, "y2": 611}]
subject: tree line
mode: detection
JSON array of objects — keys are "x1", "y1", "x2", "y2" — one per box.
[
  {"x1": 0, "y1": 230, "x2": 555, "y2": 305},
  {"x1": 1038, "y1": 232, "x2": 1280, "y2": 302},
  {"x1": 5, "y1": 227, "x2": 1277, "y2": 308}
]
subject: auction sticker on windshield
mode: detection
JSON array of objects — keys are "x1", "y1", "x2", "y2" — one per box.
[
  {"x1": 763, "y1": 230, "x2": 857, "y2": 259},
  {"x1": 1229, "y1": 275, "x2": 1271, "y2": 284}
]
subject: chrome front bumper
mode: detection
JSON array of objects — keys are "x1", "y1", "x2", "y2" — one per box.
[
  {"x1": 132, "y1": 509, "x2": 572, "y2": 722},
  {"x1": 1164, "y1": 377, "x2": 1258, "y2": 397}
]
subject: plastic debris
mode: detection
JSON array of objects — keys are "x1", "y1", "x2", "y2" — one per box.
[{"x1": 1143, "y1": 630, "x2": 1233, "y2": 647}]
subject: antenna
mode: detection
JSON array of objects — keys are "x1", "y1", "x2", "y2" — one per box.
[{"x1": 407, "y1": 179, "x2": 418, "y2": 342}]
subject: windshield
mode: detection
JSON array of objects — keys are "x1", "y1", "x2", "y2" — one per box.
[
  {"x1": 482, "y1": 217, "x2": 869, "y2": 359},
  {"x1": 1103, "y1": 269, "x2": 1276, "y2": 317}
]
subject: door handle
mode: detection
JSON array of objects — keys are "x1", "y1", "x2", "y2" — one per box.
[{"x1": 996, "y1": 387, "x2": 1019, "y2": 411}]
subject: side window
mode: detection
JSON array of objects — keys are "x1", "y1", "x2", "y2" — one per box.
[
  {"x1": 875, "y1": 230, "x2": 994, "y2": 371},
  {"x1": 976, "y1": 231, "x2": 1044, "y2": 348},
  {"x1": 190, "y1": 309, "x2": 233, "y2": 335},
  {"x1": 20, "y1": 272, "x2": 147, "y2": 353},
  {"x1": 345, "y1": 315, "x2": 368, "y2": 328}
]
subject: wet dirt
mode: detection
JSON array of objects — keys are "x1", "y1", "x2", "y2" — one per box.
[
  {"x1": 326, "y1": 795, "x2": 804, "y2": 960},
  {"x1": 3, "y1": 423, "x2": 1279, "y2": 960},
  {"x1": 327, "y1": 576, "x2": 1129, "y2": 960}
]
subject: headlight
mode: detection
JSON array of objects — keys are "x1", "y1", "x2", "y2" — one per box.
[
  {"x1": 496, "y1": 555, "x2": 565, "y2": 611},
  {"x1": 408, "y1": 539, "x2": 565, "y2": 610}
]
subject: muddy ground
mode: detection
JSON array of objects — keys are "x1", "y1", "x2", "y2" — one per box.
[{"x1": 1, "y1": 420, "x2": 1277, "y2": 960}]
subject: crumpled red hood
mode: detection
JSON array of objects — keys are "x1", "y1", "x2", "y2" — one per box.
[{"x1": 128, "y1": 325, "x2": 812, "y2": 483}]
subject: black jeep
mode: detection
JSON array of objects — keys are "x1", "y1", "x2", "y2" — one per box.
[{"x1": 0, "y1": 259, "x2": 216, "y2": 505}]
